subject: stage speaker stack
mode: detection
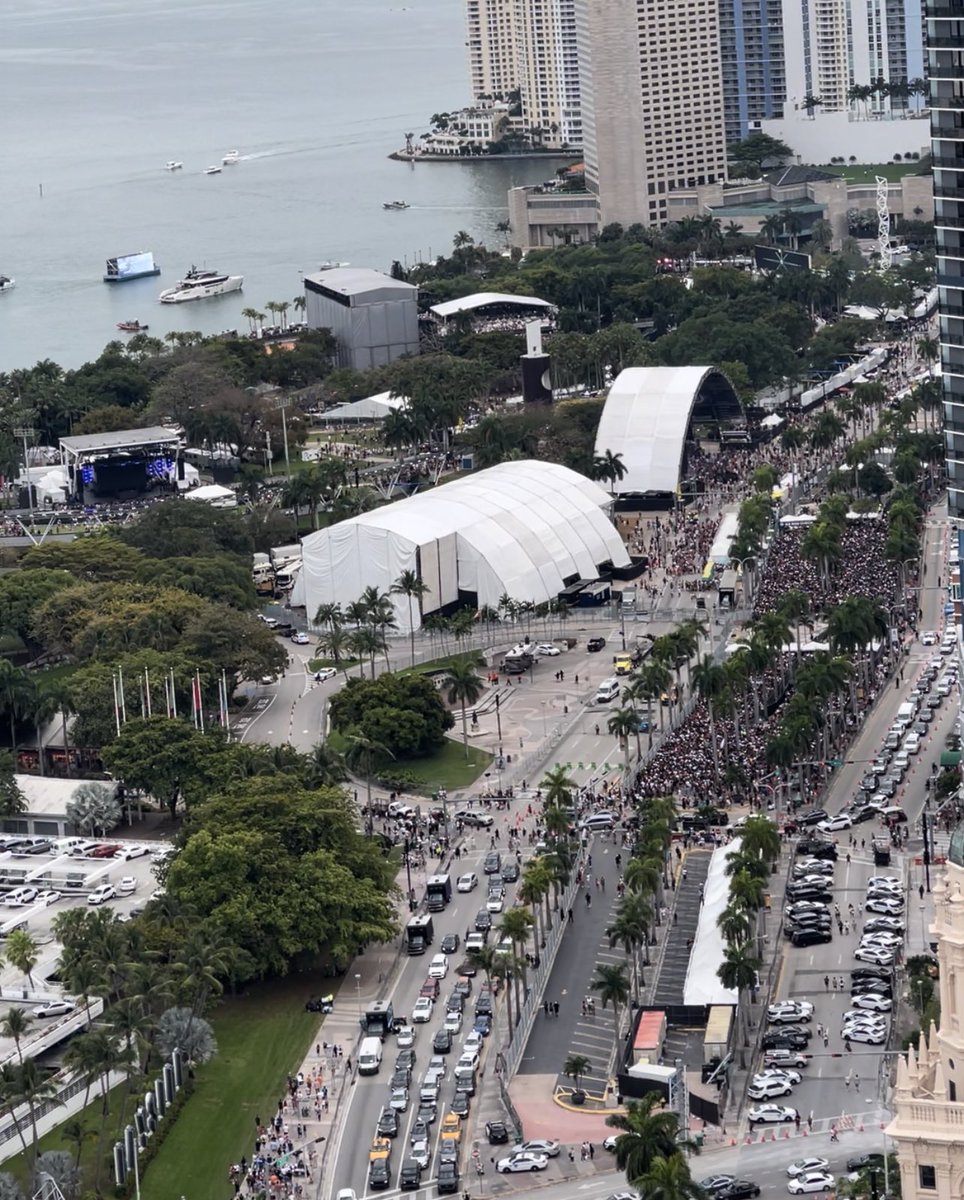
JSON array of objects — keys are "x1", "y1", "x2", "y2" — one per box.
[{"x1": 520, "y1": 319, "x2": 552, "y2": 404}]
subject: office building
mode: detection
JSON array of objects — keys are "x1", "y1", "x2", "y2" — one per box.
[
  {"x1": 718, "y1": 0, "x2": 787, "y2": 143},
  {"x1": 931, "y1": 0, "x2": 964, "y2": 521},
  {"x1": 466, "y1": 0, "x2": 517, "y2": 102}
]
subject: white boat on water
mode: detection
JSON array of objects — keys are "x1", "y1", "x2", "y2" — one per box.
[
  {"x1": 164, "y1": 161, "x2": 183, "y2": 171},
  {"x1": 222, "y1": 149, "x2": 240, "y2": 165},
  {"x1": 203, "y1": 165, "x2": 222, "y2": 175},
  {"x1": 0, "y1": 275, "x2": 14, "y2": 294},
  {"x1": 383, "y1": 200, "x2": 409, "y2": 210},
  {"x1": 159, "y1": 265, "x2": 243, "y2": 304}
]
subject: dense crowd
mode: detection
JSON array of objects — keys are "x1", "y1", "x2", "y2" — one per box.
[{"x1": 752, "y1": 521, "x2": 900, "y2": 616}]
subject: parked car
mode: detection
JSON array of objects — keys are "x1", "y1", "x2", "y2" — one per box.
[
  {"x1": 747, "y1": 1104, "x2": 798, "y2": 1125},
  {"x1": 35, "y1": 1000, "x2": 76, "y2": 1019},
  {"x1": 87, "y1": 884, "x2": 116, "y2": 905}
]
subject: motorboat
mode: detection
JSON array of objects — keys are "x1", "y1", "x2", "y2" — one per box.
[
  {"x1": 159, "y1": 265, "x2": 243, "y2": 304},
  {"x1": 203, "y1": 165, "x2": 222, "y2": 175},
  {"x1": 117, "y1": 320, "x2": 149, "y2": 332},
  {"x1": 383, "y1": 200, "x2": 409, "y2": 210},
  {"x1": 0, "y1": 275, "x2": 14, "y2": 294},
  {"x1": 222, "y1": 149, "x2": 240, "y2": 165},
  {"x1": 164, "y1": 161, "x2": 183, "y2": 171},
  {"x1": 103, "y1": 251, "x2": 161, "y2": 282},
  {"x1": 319, "y1": 260, "x2": 350, "y2": 270}
]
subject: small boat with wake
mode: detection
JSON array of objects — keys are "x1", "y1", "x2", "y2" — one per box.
[
  {"x1": 117, "y1": 320, "x2": 149, "y2": 333},
  {"x1": 383, "y1": 200, "x2": 410, "y2": 210}
]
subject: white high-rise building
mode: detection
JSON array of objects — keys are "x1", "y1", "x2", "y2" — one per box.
[{"x1": 465, "y1": 0, "x2": 580, "y2": 150}]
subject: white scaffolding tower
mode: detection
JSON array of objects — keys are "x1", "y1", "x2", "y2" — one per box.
[{"x1": 876, "y1": 176, "x2": 892, "y2": 269}]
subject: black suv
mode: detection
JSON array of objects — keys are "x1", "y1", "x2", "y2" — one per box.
[
  {"x1": 797, "y1": 809, "x2": 828, "y2": 826},
  {"x1": 795, "y1": 839, "x2": 837, "y2": 860},
  {"x1": 483, "y1": 852, "x2": 502, "y2": 875},
  {"x1": 474, "y1": 910, "x2": 492, "y2": 931},
  {"x1": 399, "y1": 1160, "x2": 422, "y2": 1191},
  {"x1": 369, "y1": 1160, "x2": 391, "y2": 1190},
  {"x1": 433, "y1": 1028, "x2": 452, "y2": 1053},
  {"x1": 762, "y1": 1030, "x2": 810, "y2": 1050},
  {"x1": 437, "y1": 1161, "x2": 460, "y2": 1194},
  {"x1": 486, "y1": 1120, "x2": 510, "y2": 1144},
  {"x1": 786, "y1": 886, "x2": 833, "y2": 903},
  {"x1": 717, "y1": 1184, "x2": 762, "y2": 1200},
  {"x1": 791, "y1": 928, "x2": 832, "y2": 947},
  {"x1": 501, "y1": 861, "x2": 520, "y2": 882},
  {"x1": 587, "y1": 636, "x2": 606, "y2": 652}
]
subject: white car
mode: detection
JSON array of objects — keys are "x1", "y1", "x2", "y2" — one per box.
[
  {"x1": 291, "y1": 632, "x2": 310, "y2": 645},
  {"x1": 817, "y1": 814, "x2": 851, "y2": 832},
  {"x1": 851, "y1": 993, "x2": 893, "y2": 1012},
  {"x1": 314, "y1": 667, "x2": 337, "y2": 682},
  {"x1": 389, "y1": 1087, "x2": 409, "y2": 1111},
  {"x1": 457, "y1": 1048, "x2": 480, "y2": 1070},
  {"x1": 843, "y1": 1026, "x2": 887, "y2": 1045},
  {"x1": 786, "y1": 1158, "x2": 830, "y2": 1178},
  {"x1": 410, "y1": 1139, "x2": 430, "y2": 1169},
  {"x1": 796, "y1": 860, "x2": 834, "y2": 876},
  {"x1": 536, "y1": 643, "x2": 561, "y2": 656},
  {"x1": 866, "y1": 898, "x2": 904, "y2": 915},
  {"x1": 867, "y1": 877, "x2": 902, "y2": 891},
  {"x1": 443, "y1": 1009, "x2": 462, "y2": 1033},
  {"x1": 396, "y1": 1026, "x2": 415, "y2": 1048},
  {"x1": 860, "y1": 931, "x2": 902, "y2": 948},
  {"x1": 748, "y1": 1077, "x2": 794, "y2": 1100},
  {"x1": 496, "y1": 1152, "x2": 548, "y2": 1174},
  {"x1": 788, "y1": 1171, "x2": 836, "y2": 1194},
  {"x1": 486, "y1": 892, "x2": 505, "y2": 913},
  {"x1": 117, "y1": 876, "x2": 137, "y2": 895},
  {"x1": 515, "y1": 1140, "x2": 560, "y2": 1157},
  {"x1": 5, "y1": 886, "x2": 38, "y2": 907},
  {"x1": 35, "y1": 1000, "x2": 76, "y2": 1019},
  {"x1": 748, "y1": 1104, "x2": 797, "y2": 1125},
  {"x1": 854, "y1": 946, "x2": 894, "y2": 965},
  {"x1": 462, "y1": 1031, "x2": 483, "y2": 1054},
  {"x1": 122, "y1": 844, "x2": 151, "y2": 860},
  {"x1": 892, "y1": 751, "x2": 910, "y2": 771},
  {"x1": 428, "y1": 954, "x2": 449, "y2": 979},
  {"x1": 335, "y1": 1191, "x2": 356, "y2": 1200},
  {"x1": 36, "y1": 890, "x2": 60, "y2": 906},
  {"x1": 767, "y1": 1001, "x2": 814, "y2": 1023},
  {"x1": 753, "y1": 1068, "x2": 802, "y2": 1086},
  {"x1": 457, "y1": 873, "x2": 478, "y2": 893},
  {"x1": 412, "y1": 997, "x2": 434, "y2": 1023},
  {"x1": 921, "y1": 630, "x2": 938, "y2": 645},
  {"x1": 87, "y1": 884, "x2": 116, "y2": 905}
]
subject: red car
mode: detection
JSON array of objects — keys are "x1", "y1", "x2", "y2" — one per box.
[
  {"x1": 420, "y1": 978, "x2": 440, "y2": 1000},
  {"x1": 91, "y1": 844, "x2": 122, "y2": 858}
]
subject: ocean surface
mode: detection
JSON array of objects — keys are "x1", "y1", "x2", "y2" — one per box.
[{"x1": 0, "y1": 0, "x2": 565, "y2": 371}]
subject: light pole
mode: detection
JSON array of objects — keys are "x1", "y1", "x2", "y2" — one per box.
[
  {"x1": 354, "y1": 973, "x2": 361, "y2": 1016},
  {"x1": 275, "y1": 397, "x2": 292, "y2": 480},
  {"x1": 14, "y1": 425, "x2": 34, "y2": 524}
]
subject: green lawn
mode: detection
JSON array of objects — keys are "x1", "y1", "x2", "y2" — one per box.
[
  {"x1": 396, "y1": 738, "x2": 492, "y2": 793},
  {"x1": 812, "y1": 161, "x2": 923, "y2": 184},
  {"x1": 139, "y1": 977, "x2": 320, "y2": 1200},
  {"x1": 400, "y1": 650, "x2": 485, "y2": 677}
]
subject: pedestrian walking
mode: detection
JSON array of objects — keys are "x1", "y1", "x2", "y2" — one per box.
[
  {"x1": 807, "y1": 1112, "x2": 813, "y2": 1131},
  {"x1": 854, "y1": 1072, "x2": 859, "y2": 1089},
  {"x1": 823, "y1": 1032, "x2": 829, "y2": 1048},
  {"x1": 588, "y1": 1143, "x2": 594, "y2": 1160},
  {"x1": 824, "y1": 975, "x2": 830, "y2": 991},
  {"x1": 830, "y1": 1126, "x2": 838, "y2": 1142},
  {"x1": 553, "y1": 1001, "x2": 559, "y2": 1016},
  {"x1": 568, "y1": 907, "x2": 574, "y2": 923},
  {"x1": 568, "y1": 1148, "x2": 575, "y2": 1162},
  {"x1": 794, "y1": 1113, "x2": 800, "y2": 1130}
]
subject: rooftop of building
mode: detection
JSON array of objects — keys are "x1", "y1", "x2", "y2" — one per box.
[{"x1": 764, "y1": 164, "x2": 843, "y2": 187}]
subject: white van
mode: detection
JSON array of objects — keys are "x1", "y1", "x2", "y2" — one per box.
[
  {"x1": 895, "y1": 701, "x2": 916, "y2": 729},
  {"x1": 594, "y1": 677, "x2": 620, "y2": 704},
  {"x1": 357, "y1": 1036, "x2": 383, "y2": 1075}
]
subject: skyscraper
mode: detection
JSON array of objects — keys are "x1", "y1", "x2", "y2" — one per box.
[
  {"x1": 576, "y1": 0, "x2": 729, "y2": 227},
  {"x1": 718, "y1": 0, "x2": 787, "y2": 143},
  {"x1": 930, "y1": 0, "x2": 964, "y2": 520},
  {"x1": 465, "y1": 0, "x2": 517, "y2": 102}
]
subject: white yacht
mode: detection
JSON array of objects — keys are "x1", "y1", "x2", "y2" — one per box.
[
  {"x1": 222, "y1": 149, "x2": 240, "y2": 165},
  {"x1": 0, "y1": 275, "x2": 14, "y2": 294},
  {"x1": 164, "y1": 161, "x2": 183, "y2": 171},
  {"x1": 159, "y1": 266, "x2": 243, "y2": 304},
  {"x1": 203, "y1": 164, "x2": 222, "y2": 175}
]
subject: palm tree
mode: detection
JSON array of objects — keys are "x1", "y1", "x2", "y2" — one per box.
[
  {"x1": 718, "y1": 943, "x2": 761, "y2": 1067},
  {"x1": 0, "y1": 660, "x2": 33, "y2": 758},
  {"x1": 443, "y1": 658, "x2": 484, "y2": 761},
  {"x1": 563, "y1": 1053, "x2": 591, "y2": 1102},
  {"x1": 342, "y1": 728, "x2": 391, "y2": 819},
  {"x1": 36, "y1": 677, "x2": 76, "y2": 776},
  {"x1": 1, "y1": 1007, "x2": 32, "y2": 1063},
  {"x1": 5, "y1": 929, "x2": 38, "y2": 988},
  {"x1": 392, "y1": 570, "x2": 430, "y2": 667},
  {"x1": 607, "y1": 706, "x2": 640, "y2": 771},
  {"x1": 61, "y1": 1118, "x2": 95, "y2": 1168},
  {"x1": 739, "y1": 815, "x2": 781, "y2": 867},
  {"x1": 605, "y1": 1094, "x2": 687, "y2": 1179},
  {"x1": 635, "y1": 1152, "x2": 706, "y2": 1200},
  {"x1": 499, "y1": 907, "x2": 534, "y2": 1014},
  {"x1": 10, "y1": 1057, "x2": 61, "y2": 1166},
  {"x1": 241, "y1": 306, "x2": 260, "y2": 334},
  {"x1": 591, "y1": 961, "x2": 631, "y2": 1061},
  {"x1": 717, "y1": 905, "x2": 752, "y2": 947},
  {"x1": 591, "y1": 449, "x2": 628, "y2": 494},
  {"x1": 691, "y1": 656, "x2": 728, "y2": 782},
  {"x1": 540, "y1": 765, "x2": 576, "y2": 807}
]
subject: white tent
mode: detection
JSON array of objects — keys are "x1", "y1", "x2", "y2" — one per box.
[
  {"x1": 322, "y1": 392, "x2": 408, "y2": 423},
  {"x1": 34, "y1": 468, "x2": 70, "y2": 507},
  {"x1": 300, "y1": 461, "x2": 630, "y2": 633},
  {"x1": 184, "y1": 483, "x2": 237, "y2": 508},
  {"x1": 683, "y1": 840, "x2": 741, "y2": 1007}
]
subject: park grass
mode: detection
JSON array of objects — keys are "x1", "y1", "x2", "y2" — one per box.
[
  {"x1": 813, "y1": 161, "x2": 923, "y2": 184},
  {"x1": 396, "y1": 738, "x2": 492, "y2": 793},
  {"x1": 139, "y1": 976, "x2": 320, "y2": 1200}
]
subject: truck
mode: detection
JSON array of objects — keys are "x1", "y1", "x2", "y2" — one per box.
[
  {"x1": 406, "y1": 914, "x2": 434, "y2": 955},
  {"x1": 359, "y1": 1000, "x2": 396, "y2": 1038},
  {"x1": 425, "y1": 874, "x2": 452, "y2": 912}
]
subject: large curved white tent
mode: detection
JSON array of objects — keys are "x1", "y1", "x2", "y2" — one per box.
[
  {"x1": 594, "y1": 366, "x2": 743, "y2": 496},
  {"x1": 300, "y1": 461, "x2": 629, "y2": 632}
]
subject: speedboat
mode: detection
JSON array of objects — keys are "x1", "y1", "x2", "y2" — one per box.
[
  {"x1": 117, "y1": 320, "x2": 149, "y2": 332},
  {"x1": 159, "y1": 265, "x2": 243, "y2": 304},
  {"x1": 164, "y1": 161, "x2": 183, "y2": 171},
  {"x1": 203, "y1": 165, "x2": 222, "y2": 175},
  {"x1": 383, "y1": 200, "x2": 409, "y2": 210},
  {"x1": 0, "y1": 275, "x2": 14, "y2": 294},
  {"x1": 222, "y1": 149, "x2": 240, "y2": 165}
]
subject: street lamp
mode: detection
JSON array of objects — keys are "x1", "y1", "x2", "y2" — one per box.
[{"x1": 354, "y1": 973, "x2": 361, "y2": 1016}]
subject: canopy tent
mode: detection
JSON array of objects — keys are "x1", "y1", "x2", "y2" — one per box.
[
  {"x1": 683, "y1": 840, "x2": 741, "y2": 1008},
  {"x1": 429, "y1": 292, "x2": 555, "y2": 320},
  {"x1": 300, "y1": 460, "x2": 629, "y2": 633},
  {"x1": 322, "y1": 392, "x2": 408, "y2": 423},
  {"x1": 183, "y1": 483, "x2": 237, "y2": 508}
]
